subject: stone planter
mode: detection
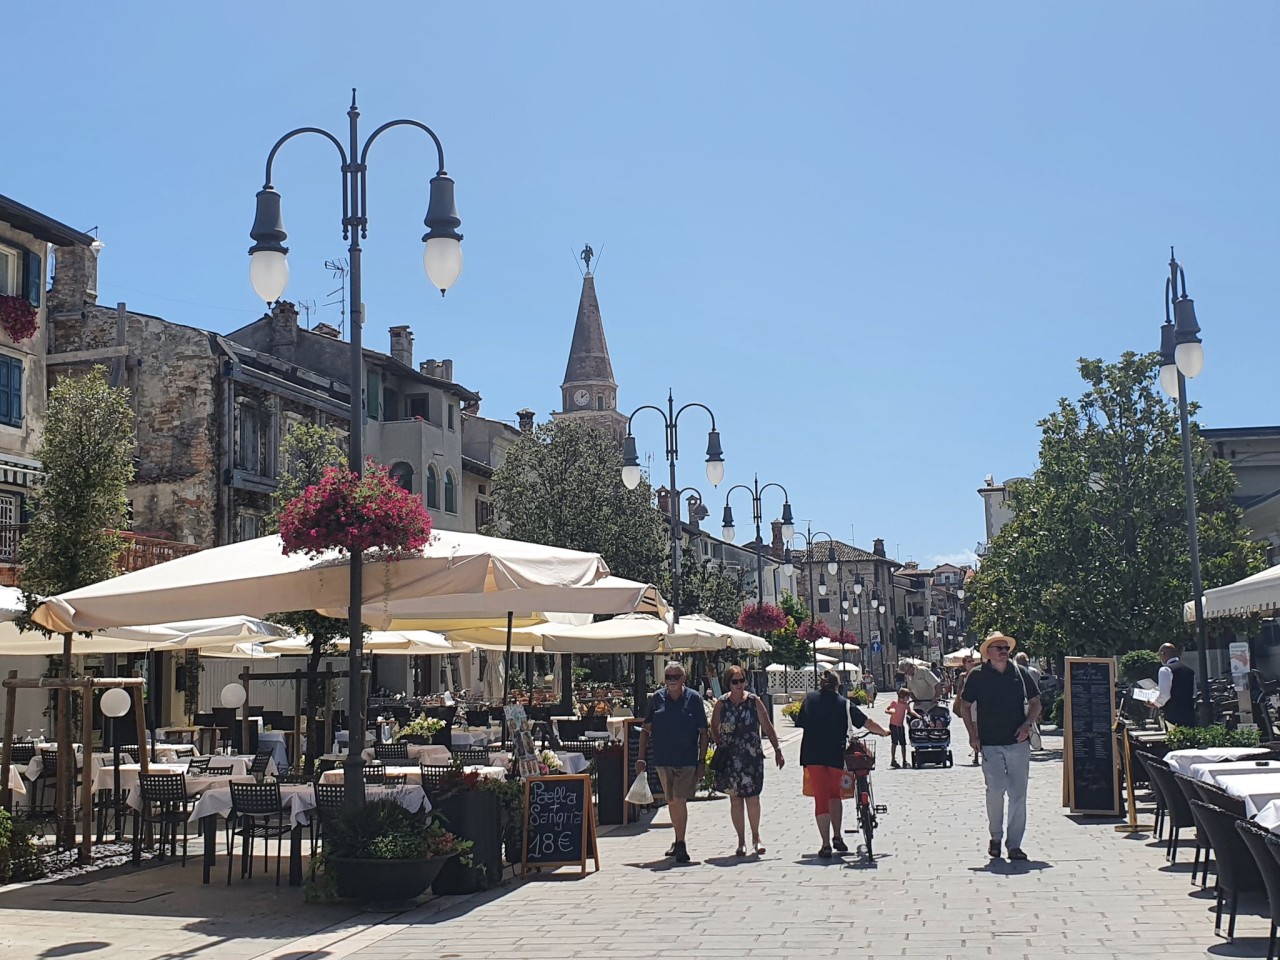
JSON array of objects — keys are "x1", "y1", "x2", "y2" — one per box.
[{"x1": 329, "y1": 854, "x2": 453, "y2": 902}]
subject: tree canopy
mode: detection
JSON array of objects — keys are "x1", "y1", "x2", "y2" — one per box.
[{"x1": 966, "y1": 352, "x2": 1266, "y2": 660}]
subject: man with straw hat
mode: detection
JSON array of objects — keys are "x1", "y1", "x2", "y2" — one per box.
[{"x1": 960, "y1": 630, "x2": 1042, "y2": 861}]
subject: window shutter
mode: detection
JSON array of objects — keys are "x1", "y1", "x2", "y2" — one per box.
[
  {"x1": 12, "y1": 358, "x2": 22, "y2": 426},
  {"x1": 22, "y1": 250, "x2": 41, "y2": 307},
  {"x1": 0, "y1": 359, "x2": 10, "y2": 424}
]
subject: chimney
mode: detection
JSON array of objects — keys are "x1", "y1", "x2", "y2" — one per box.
[
  {"x1": 656, "y1": 486, "x2": 671, "y2": 515},
  {"x1": 686, "y1": 494, "x2": 707, "y2": 530},
  {"x1": 420, "y1": 358, "x2": 453, "y2": 382},
  {"x1": 517, "y1": 408, "x2": 535, "y2": 434},
  {"x1": 462, "y1": 398, "x2": 480, "y2": 415},
  {"x1": 873, "y1": 538, "x2": 886, "y2": 558},
  {"x1": 268, "y1": 300, "x2": 299, "y2": 362},
  {"x1": 312, "y1": 322, "x2": 341, "y2": 339},
  {"x1": 389, "y1": 325, "x2": 413, "y2": 367},
  {"x1": 49, "y1": 243, "x2": 99, "y2": 313},
  {"x1": 770, "y1": 520, "x2": 784, "y2": 559}
]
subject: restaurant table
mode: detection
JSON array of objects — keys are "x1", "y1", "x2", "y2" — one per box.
[
  {"x1": 1255, "y1": 799, "x2": 1280, "y2": 834},
  {"x1": 6, "y1": 764, "x2": 24, "y2": 796},
  {"x1": 1189, "y1": 759, "x2": 1280, "y2": 786},
  {"x1": 92, "y1": 762, "x2": 271, "y2": 807},
  {"x1": 360, "y1": 744, "x2": 452, "y2": 765},
  {"x1": 1212, "y1": 772, "x2": 1280, "y2": 816},
  {"x1": 26, "y1": 749, "x2": 131, "y2": 783},
  {"x1": 450, "y1": 731, "x2": 491, "y2": 749},
  {"x1": 1164, "y1": 747, "x2": 1272, "y2": 776},
  {"x1": 257, "y1": 731, "x2": 290, "y2": 769},
  {"x1": 486, "y1": 751, "x2": 589, "y2": 774},
  {"x1": 153, "y1": 744, "x2": 199, "y2": 763},
  {"x1": 318, "y1": 764, "x2": 506, "y2": 785}
]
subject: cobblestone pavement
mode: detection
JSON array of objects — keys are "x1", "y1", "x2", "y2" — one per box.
[{"x1": 0, "y1": 701, "x2": 1269, "y2": 959}]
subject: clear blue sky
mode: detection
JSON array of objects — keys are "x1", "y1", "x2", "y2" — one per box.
[{"x1": 6, "y1": 3, "x2": 1279, "y2": 568}]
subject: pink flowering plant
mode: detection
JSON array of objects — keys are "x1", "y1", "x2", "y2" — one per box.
[
  {"x1": 797, "y1": 619, "x2": 831, "y2": 641},
  {"x1": 737, "y1": 603, "x2": 787, "y2": 635},
  {"x1": 278, "y1": 459, "x2": 432, "y2": 558},
  {"x1": 0, "y1": 296, "x2": 37, "y2": 343}
]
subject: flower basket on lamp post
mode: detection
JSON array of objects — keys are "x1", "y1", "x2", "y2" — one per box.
[
  {"x1": 0, "y1": 295, "x2": 37, "y2": 343},
  {"x1": 278, "y1": 460, "x2": 432, "y2": 558},
  {"x1": 737, "y1": 603, "x2": 787, "y2": 635}
]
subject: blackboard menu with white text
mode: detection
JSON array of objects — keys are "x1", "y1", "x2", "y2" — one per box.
[{"x1": 1065, "y1": 657, "x2": 1121, "y2": 815}]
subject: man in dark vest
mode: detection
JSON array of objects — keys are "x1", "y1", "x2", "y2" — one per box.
[{"x1": 1155, "y1": 643, "x2": 1198, "y2": 727}]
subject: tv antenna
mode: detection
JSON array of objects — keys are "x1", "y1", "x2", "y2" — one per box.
[
  {"x1": 324, "y1": 258, "x2": 349, "y2": 337},
  {"x1": 297, "y1": 300, "x2": 316, "y2": 330}
]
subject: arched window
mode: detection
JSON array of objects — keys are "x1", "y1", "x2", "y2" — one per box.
[
  {"x1": 426, "y1": 464, "x2": 439, "y2": 510},
  {"x1": 389, "y1": 461, "x2": 414, "y2": 493},
  {"x1": 444, "y1": 470, "x2": 458, "y2": 514}
]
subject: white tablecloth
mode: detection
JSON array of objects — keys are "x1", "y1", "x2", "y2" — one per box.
[
  {"x1": 1165, "y1": 747, "x2": 1272, "y2": 776},
  {"x1": 450, "y1": 732, "x2": 491, "y2": 748},
  {"x1": 90, "y1": 763, "x2": 261, "y2": 809},
  {"x1": 318, "y1": 764, "x2": 506, "y2": 785},
  {"x1": 154, "y1": 744, "x2": 199, "y2": 762},
  {"x1": 361, "y1": 744, "x2": 452, "y2": 765},
  {"x1": 1190, "y1": 759, "x2": 1280, "y2": 785},
  {"x1": 1214, "y1": 772, "x2": 1280, "y2": 816},
  {"x1": 486, "y1": 751, "x2": 589, "y2": 774},
  {"x1": 258, "y1": 731, "x2": 290, "y2": 769},
  {"x1": 6, "y1": 764, "x2": 24, "y2": 797},
  {"x1": 25, "y1": 749, "x2": 128, "y2": 783},
  {"x1": 188, "y1": 782, "x2": 316, "y2": 828},
  {"x1": 1255, "y1": 799, "x2": 1280, "y2": 833}
]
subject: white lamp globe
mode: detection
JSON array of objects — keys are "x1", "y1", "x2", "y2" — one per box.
[
  {"x1": 423, "y1": 237, "x2": 463, "y2": 293},
  {"x1": 100, "y1": 687, "x2": 131, "y2": 718},
  {"x1": 705, "y1": 459, "x2": 725, "y2": 487},
  {"x1": 782, "y1": 562, "x2": 794, "y2": 578},
  {"x1": 1174, "y1": 341, "x2": 1204, "y2": 379},
  {"x1": 220, "y1": 682, "x2": 248, "y2": 710},
  {"x1": 781, "y1": 521, "x2": 795, "y2": 541},
  {"x1": 1159, "y1": 363, "x2": 1180, "y2": 399},
  {"x1": 721, "y1": 525, "x2": 735, "y2": 543},
  {"x1": 249, "y1": 250, "x2": 289, "y2": 303},
  {"x1": 621, "y1": 464, "x2": 642, "y2": 490},
  {"x1": 818, "y1": 582, "x2": 828, "y2": 596}
]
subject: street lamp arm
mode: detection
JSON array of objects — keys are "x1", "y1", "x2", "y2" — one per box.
[
  {"x1": 673, "y1": 400, "x2": 718, "y2": 430},
  {"x1": 724, "y1": 483, "x2": 755, "y2": 503},
  {"x1": 625, "y1": 404, "x2": 671, "y2": 432},
  {"x1": 263, "y1": 126, "x2": 351, "y2": 188},
  {"x1": 759, "y1": 481, "x2": 790, "y2": 504},
  {"x1": 358, "y1": 118, "x2": 448, "y2": 175}
]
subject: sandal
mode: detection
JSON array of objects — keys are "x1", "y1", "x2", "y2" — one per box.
[
  {"x1": 753, "y1": 838, "x2": 766, "y2": 856},
  {"x1": 735, "y1": 844, "x2": 746, "y2": 857},
  {"x1": 818, "y1": 845, "x2": 833, "y2": 859}
]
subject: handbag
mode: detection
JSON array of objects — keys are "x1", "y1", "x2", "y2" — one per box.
[{"x1": 709, "y1": 746, "x2": 730, "y2": 774}]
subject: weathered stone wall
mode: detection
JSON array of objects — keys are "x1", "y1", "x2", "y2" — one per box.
[{"x1": 0, "y1": 222, "x2": 51, "y2": 462}]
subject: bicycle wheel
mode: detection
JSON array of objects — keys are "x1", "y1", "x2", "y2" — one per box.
[{"x1": 857, "y1": 775, "x2": 874, "y2": 859}]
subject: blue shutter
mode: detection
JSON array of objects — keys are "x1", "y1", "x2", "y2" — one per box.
[
  {"x1": 10, "y1": 359, "x2": 22, "y2": 427},
  {"x1": 22, "y1": 250, "x2": 41, "y2": 307},
  {"x1": 0, "y1": 359, "x2": 10, "y2": 425}
]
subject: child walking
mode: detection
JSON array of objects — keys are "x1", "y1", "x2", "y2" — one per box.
[{"x1": 884, "y1": 688, "x2": 917, "y2": 769}]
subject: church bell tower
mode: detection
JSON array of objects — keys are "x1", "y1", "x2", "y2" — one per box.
[{"x1": 554, "y1": 245, "x2": 628, "y2": 441}]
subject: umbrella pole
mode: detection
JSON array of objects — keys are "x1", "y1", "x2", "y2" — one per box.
[{"x1": 501, "y1": 612, "x2": 513, "y2": 748}]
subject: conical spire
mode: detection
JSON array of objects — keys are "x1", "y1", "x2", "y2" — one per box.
[{"x1": 562, "y1": 273, "x2": 615, "y2": 385}]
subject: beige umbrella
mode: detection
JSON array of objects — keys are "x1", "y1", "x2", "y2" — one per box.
[
  {"x1": 197, "y1": 641, "x2": 281, "y2": 660},
  {"x1": 265, "y1": 629, "x2": 463, "y2": 656},
  {"x1": 0, "y1": 613, "x2": 291, "y2": 656},
  {"x1": 450, "y1": 613, "x2": 704, "y2": 655},
  {"x1": 943, "y1": 646, "x2": 982, "y2": 668},
  {"x1": 31, "y1": 531, "x2": 612, "y2": 633},
  {"x1": 680, "y1": 613, "x2": 773, "y2": 653}
]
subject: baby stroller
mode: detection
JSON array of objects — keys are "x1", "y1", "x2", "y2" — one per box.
[{"x1": 908, "y1": 701, "x2": 954, "y2": 768}]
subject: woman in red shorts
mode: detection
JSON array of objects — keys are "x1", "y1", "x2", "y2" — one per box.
[{"x1": 795, "y1": 669, "x2": 889, "y2": 858}]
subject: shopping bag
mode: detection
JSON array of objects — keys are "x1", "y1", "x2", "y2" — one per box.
[
  {"x1": 801, "y1": 767, "x2": 858, "y2": 800},
  {"x1": 625, "y1": 771, "x2": 654, "y2": 805}
]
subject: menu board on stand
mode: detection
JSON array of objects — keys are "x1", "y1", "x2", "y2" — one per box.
[
  {"x1": 520, "y1": 774, "x2": 599, "y2": 876},
  {"x1": 622, "y1": 717, "x2": 663, "y2": 824},
  {"x1": 505, "y1": 704, "x2": 541, "y2": 779},
  {"x1": 1063, "y1": 657, "x2": 1121, "y2": 815}
]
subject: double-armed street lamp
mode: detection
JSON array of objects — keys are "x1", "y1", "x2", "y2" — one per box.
[
  {"x1": 1156, "y1": 248, "x2": 1211, "y2": 725},
  {"x1": 247, "y1": 91, "x2": 463, "y2": 805},
  {"x1": 785, "y1": 525, "x2": 837, "y2": 677},
  {"x1": 721, "y1": 475, "x2": 795, "y2": 628},
  {"x1": 622, "y1": 390, "x2": 724, "y2": 702}
]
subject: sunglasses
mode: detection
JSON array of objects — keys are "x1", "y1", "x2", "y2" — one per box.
[
  {"x1": 730, "y1": 677, "x2": 747, "y2": 685},
  {"x1": 664, "y1": 674, "x2": 683, "y2": 681},
  {"x1": 988, "y1": 645, "x2": 1010, "y2": 653}
]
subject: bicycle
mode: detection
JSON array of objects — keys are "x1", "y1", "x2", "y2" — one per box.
[{"x1": 845, "y1": 731, "x2": 888, "y2": 860}]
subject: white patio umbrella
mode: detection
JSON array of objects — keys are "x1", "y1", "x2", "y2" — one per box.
[
  {"x1": 450, "y1": 613, "x2": 704, "y2": 655},
  {"x1": 1183, "y1": 563, "x2": 1280, "y2": 620},
  {"x1": 680, "y1": 613, "x2": 773, "y2": 653},
  {"x1": 832, "y1": 661, "x2": 861, "y2": 672},
  {"x1": 265, "y1": 629, "x2": 463, "y2": 656},
  {"x1": 196, "y1": 642, "x2": 281, "y2": 660},
  {"x1": 30, "y1": 530, "x2": 613, "y2": 633},
  {"x1": 943, "y1": 646, "x2": 982, "y2": 668},
  {"x1": 0, "y1": 612, "x2": 291, "y2": 656},
  {"x1": 764, "y1": 663, "x2": 788, "y2": 673}
]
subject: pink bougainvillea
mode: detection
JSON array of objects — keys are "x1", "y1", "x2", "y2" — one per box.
[
  {"x1": 278, "y1": 460, "x2": 432, "y2": 558},
  {"x1": 737, "y1": 603, "x2": 788, "y2": 635},
  {"x1": 0, "y1": 295, "x2": 37, "y2": 343},
  {"x1": 797, "y1": 619, "x2": 832, "y2": 642}
]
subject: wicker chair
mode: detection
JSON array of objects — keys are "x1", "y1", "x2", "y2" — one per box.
[
  {"x1": 226, "y1": 781, "x2": 289, "y2": 885},
  {"x1": 1146, "y1": 758, "x2": 1193, "y2": 861},
  {"x1": 1191, "y1": 800, "x2": 1265, "y2": 941},
  {"x1": 373, "y1": 741, "x2": 410, "y2": 763},
  {"x1": 1240, "y1": 821, "x2": 1280, "y2": 960},
  {"x1": 1133, "y1": 752, "x2": 1167, "y2": 839},
  {"x1": 1172, "y1": 773, "x2": 1211, "y2": 880},
  {"x1": 1194, "y1": 780, "x2": 1248, "y2": 819}
]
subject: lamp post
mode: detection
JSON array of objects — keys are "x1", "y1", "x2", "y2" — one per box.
[
  {"x1": 247, "y1": 91, "x2": 463, "y2": 806},
  {"x1": 1157, "y1": 247, "x2": 1211, "y2": 725},
  {"x1": 834, "y1": 566, "x2": 864, "y2": 692},
  {"x1": 722, "y1": 475, "x2": 794, "y2": 628},
  {"x1": 622, "y1": 390, "x2": 724, "y2": 705},
  {"x1": 787, "y1": 525, "x2": 837, "y2": 678}
]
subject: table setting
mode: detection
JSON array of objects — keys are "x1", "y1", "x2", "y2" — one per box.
[
  {"x1": 1210, "y1": 771, "x2": 1280, "y2": 816},
  {"x1": 1189, "y1": 758, "x2": 1280, "y2": 786},
  {"x1": 1164, "y1": 747, "x2": 1273, "y2": 776},
  {"x1": 317, "y1": 764, "x2": 506, "y2": 785}
]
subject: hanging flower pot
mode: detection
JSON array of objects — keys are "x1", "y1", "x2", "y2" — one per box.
[
  {"x1": 0, "y1": 295, "x2": 38, "y2": 343},
  {"x1": 278, "y1": 460, "x2": 432, "y2": 558},
  {"x1": 737, "y1": 603, "x2": 787, "y2": 635},
  {"x1": 797, "y1": 619, "x2": 831, "y2": 642}
]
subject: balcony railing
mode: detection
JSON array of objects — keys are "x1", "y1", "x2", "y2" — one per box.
[{"x1": 0, "y1": 525, "x2": 201, "y2": 585}]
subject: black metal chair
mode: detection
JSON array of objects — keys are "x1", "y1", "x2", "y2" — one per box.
[
  {"x1": 451, "y1": 747, "x2": 488, "y2": 766},
  {"x1": 558, "y1": 739, "x2": 598, "y2": 762},
  {"x1": 465, "y1": 709, "x2": 491, "y2": 729},
  {"x1": 1147, "y1": 758, "x2": 1194, "y2": 861},
  {"x1": 9, "y1": 740, "x2": 35, "y2": 766},
  {"x1": 186, "y1": 756, "x2": 211, "y2": 777},
  {"x1": 419, "y1": 764, "x2": 454, "y2": 800},
  {"x1": 374, "y1": 741, "x2": 410, "y2": 763},
  {"x1": 135, "y1": 772, "x2": 192, "y2": 866},
  {"x1": 36, "y1": 750, "x2": 81, "y2": 817},
  {"x1": 1173, "y1": 773, "x2": 1211, "y2": 881},
  {"x1": 1241, "y1": 821, "x2": 1280, "y2": 960},
  {"x1": 363, "y1": 763, "x2": 387, "y2": 785},
  {"x1": 249, "y1": 750, "x2": 274, "y2": 777},
  {"x1": 1191, "y1": 800, "x2": 1265, "y2": 941},
  {"x1": 311, "y1": 782, "x2": 348, "y2": 855},
  {"x1": 382, "y1": 773, "x2": 408, "y2": 786},
  {"x1": 226, "y1": 781, "x2": 289, "y2": 886},
  {"x1": 556, "y1": 718, "x2": 587, "y2": 740},
  {"x1": 1134, "y1": 752, "x2": 1167, "y2": 839}
]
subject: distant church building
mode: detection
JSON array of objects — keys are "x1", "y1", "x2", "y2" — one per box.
[{"x1": 553, "y1": 245, "x2": 628, "y2": 441}]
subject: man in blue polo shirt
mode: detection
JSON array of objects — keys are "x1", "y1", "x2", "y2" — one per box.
[{"x1": 637, "y1": 661, "x2": 709, "y2": 864}]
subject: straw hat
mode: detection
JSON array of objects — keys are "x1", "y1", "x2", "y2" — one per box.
[{"x1": 979, "y1": 630, "x2": 1017, "y2": 657}]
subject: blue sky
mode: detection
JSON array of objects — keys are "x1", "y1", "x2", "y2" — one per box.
[{"x1": 6, "y1": 3, "x2": 1279, "y2": 568}]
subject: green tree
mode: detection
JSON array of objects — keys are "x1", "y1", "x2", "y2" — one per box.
[
  {"x1": 966, "y1": 352, "x2": 1265, "y2": 661},
  {"x1": 763, "y1": 591, "x2": 811, "y2": 668},
  {"x1": 19, "y1": 368, "x2": 134, "y2": 851},
  {"x1": 894, "y1": 615, "x2": 914, "y2": 651},
  {"x1": 487, "y1": 418, "x2": 668, "y2": 585},
  {"x1": 266, "y1": 423, "x2": 349, "y2": 775},
  {"x1": 673, "y1": 555, "x2": 753, "y2": 625}
]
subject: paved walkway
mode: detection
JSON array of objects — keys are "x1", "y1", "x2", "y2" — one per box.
[{"x1": 0, "y1": 703, "x2": 1269, "y2": 959}]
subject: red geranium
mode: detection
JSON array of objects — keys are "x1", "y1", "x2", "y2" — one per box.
[
  {"x1": 278, "y1": 459, "x2": 432, "y2": 558},
  {"x1": 737, "y1": 602, "x2": 788, "y2": 635},
  {"x1": 797, "y1": 619, "x2": 831, "y2": 641},
  {"x1": 0, "y1": 295, "x2": 37, "y2": 343}
]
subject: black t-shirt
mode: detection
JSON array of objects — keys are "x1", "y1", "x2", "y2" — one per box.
[
  {"x1": 796, "y1": 690, "x2": 868, "y2": 768},
  {"x1": 961, "y1": 663, "x2": 1040, "y2": 746}
]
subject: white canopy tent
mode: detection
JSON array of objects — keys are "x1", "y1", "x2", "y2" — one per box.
[{"x1": 1184, "y1": 563, "x2": 1280, "y2": 621}]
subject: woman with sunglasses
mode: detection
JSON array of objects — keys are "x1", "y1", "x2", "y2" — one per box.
[{"x1": 710, "y1": 664, "x2": 783, "y2": 857}]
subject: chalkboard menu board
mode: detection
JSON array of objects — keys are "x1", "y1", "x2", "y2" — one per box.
[
  {"x1": 520, "y1": 774, "x2": 599, "y2": 876},
  {"x1": 623, "y1": 717, "x2": 664, "y2": 823},
  {"x1": 1064, "y1": 657, "x2": 1121, "y2": 815}
]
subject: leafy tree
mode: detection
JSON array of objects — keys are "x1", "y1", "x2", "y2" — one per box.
[
  {"x1": 266, "y1": 423, "x2": 350, "y2": 775},
  {"x1": 763, "y1": 590, "x2": 811, "y2": 668},
  {"x1": 894, "y1": 615, "x2": 914, "y2": 651},
  {"x1": 673, "y1": 555, "x2": 753, "y2": 625},
  {"x1": 19, "y1": 368, "x2": 134, "y2": 850},
  {"x1": 487, "y1": 418, "x2": 668, "y2": 585},
  {"x1": 966, "y1": 353, "x2": 1265, "y2": 661}
]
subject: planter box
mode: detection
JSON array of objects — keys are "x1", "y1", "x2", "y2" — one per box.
[
  {"x1": 595, "y1": 750, "x2": 625, "y2": 825},
  {"x1": 330, "y1": 854, "x2": 451, "y2": 902},
  {"x1": 431, "y1": 789, "x2": 504, "y2": 894}
]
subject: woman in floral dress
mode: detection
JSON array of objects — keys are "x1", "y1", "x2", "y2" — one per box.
[{"x1": 711, "y1": 664, "x2": 784, "y2": 856}]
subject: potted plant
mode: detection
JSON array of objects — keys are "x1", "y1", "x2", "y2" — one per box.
[
  {"x1": 430, "y1": 770, "x2": 523, "y2": 894},
  {"x1": 738, "y1": 602, "x2": 787, "y2": 635},
  {"x1": 318, "y1": 798, "x2": 470, "y2": 902},
  {"x1": 396, "y1": 713, "x2": 447, "y2": 746}
]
